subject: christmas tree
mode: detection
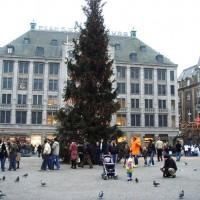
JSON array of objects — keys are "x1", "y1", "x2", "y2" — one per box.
[{"x1": 57, "y1": 0, "x2": 122, "y2": 144}]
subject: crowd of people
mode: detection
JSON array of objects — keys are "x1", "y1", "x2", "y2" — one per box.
[{"x1": 0, "y1": 135, "x2": 198, "y2": 180}]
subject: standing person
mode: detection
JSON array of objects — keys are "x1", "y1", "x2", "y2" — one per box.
[
  {"x1": 80, "y1": 140, "x2": 93, "y2": 168},
  {"x1": 155, "y1": 137, "x2": 164, "y2": 162},
  {"x1": 142, "y1": 145, "x2": 148, "y2": 166},
  {"x1": 37, "y1": 144, "x2": 42, "y2": 157},
  {"x1": 8, "y1": 141, "x2": 18, "y2": 171},
  {"x1": 123, "y1": 143, "x2": 130, "y2": 167},
  {"x1": 94, "y1": 141, "x2": 101, "y2": 165},
  {"x1": 41, "y1": 140, "x2": 51, "y2": 171},
  {"x1": 130, "y1": 136, "x2": 141, "y2": 167},
  {"x1": 160, "y1": 154, "x2": 177, "y2": 178},
  {"x1": 108, "y1": 140, "x2": 119, "y2": 164},
  {"x1": 147, "y1": 139, "x2": 156, "y2": 166},
  {"x1": 78, "y1": 142, "x2": 84, "y2": 167},
  {"x1": 52, "y1": 137, "x2": 60, "y2": 170},
  {"x1": 69, "y1": 141, "x2": 78, "y2": 169},
  {"x1": 0, "y1": 139, "x2": 7, "y2": 171},
  {"x1": 99, "y1": 138, "x2": 108, "y2": 164},
  {"x1": 175, "y1": 140, "x2": 182, "y2": 161},
  {"x1": 163, "y1": 142, "x2": 169, "y2": 155},
  {"x1": 16, "y1": 140, "x2": 21, "y2": 169}
]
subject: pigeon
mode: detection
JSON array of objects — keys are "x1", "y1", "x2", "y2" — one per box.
[
  {"x1": 15, "y1": 176, "x2": 20, "y2": 182},
  {"x1": 98, "y1": 191, "x2": 104, "y2": 199},
  {"x1": 153, "y1": 180, "x2": 160, "y2": 187},
  {"x1": 184, "y1": 162, "x2": 188, "y2": 166},
  {"x1": 2, "y1": 176, "x2": 5, "y2": 181},
  {"x1": 135, "y1": 178, "x2": 139, "y2": 183},
  {"x1": 41, "y1": 180, "x2": 46, "y2": 187},
  {"x1": 23, "y1": 173, "x2": 28, "y2": 177},
  {"x1": 179, "y1": 190, "x2": 184, "y2": 199},
  {"x1": 0, "y1": 191, "x2": 6, "y2": 198}
]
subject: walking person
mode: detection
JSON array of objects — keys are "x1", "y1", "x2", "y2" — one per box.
[
  {"x1": 70, "y1": 141, "x2": 78, "y2": 169},
  {"x1": 147, "y1": 139, "x2": 156, "y2": 166},
  {"x1": 175, "y1": 140, "x2": 182, "y2": 161},
  {"x1": 41, "y1": 140, "x2": 51, "y2": 171},
  {"x1": 130, "y1": 136, "x2": 141, "y2": 167},
  {"x1": 155, "y1": 137, "x2": 163, "y2": 162},
  {"x1": 52, "y1": 137, "x2": 60, "y2": 170}
]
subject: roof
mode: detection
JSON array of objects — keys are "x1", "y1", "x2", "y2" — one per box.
[
  {"x1": 0, "y1": 29, "x2": 176, "y2": 66},
  {"x1": 178, "y1": 64, "x2": 200, "y2": 81}
]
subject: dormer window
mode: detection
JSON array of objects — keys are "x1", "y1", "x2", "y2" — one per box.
[
  {"x1": 23, "y1": 37, "x2": 30, "y2": 44},
  {"x1": 115, "y1": 43, "x2": 120, "y2": 50},
  {"x1": 156, "y1": 54, "x2": 164, "y2": 63},
  {"x1": 51, "y1": 39, "x2": 58, "y2": 46},
  {"x1": 129, "y1": 52, "x2": 137, "y2": 62},
  {"x1": 35, "y1": 47, "x2": 44, "y2": 56},
  {"x1": 7, "y1": 45, "x2": 14, "y2": 54},
  {"x1": 140, "y1": 45, "x2": 146, "y2": 52}
]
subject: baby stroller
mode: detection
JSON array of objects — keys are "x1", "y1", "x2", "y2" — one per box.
[{"x1": 101, "y1": 155, "x2": 118, "y2": 180}]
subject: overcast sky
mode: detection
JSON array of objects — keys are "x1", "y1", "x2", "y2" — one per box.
[{"x1": 0, "y1": 0, "x2": 200, "y2": 76}]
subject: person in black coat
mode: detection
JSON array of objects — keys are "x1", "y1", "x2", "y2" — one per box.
[{"x1": 160, "y1": 154, "x2": 177, "y2": 178}]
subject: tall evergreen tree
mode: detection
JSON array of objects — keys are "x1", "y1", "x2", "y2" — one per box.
[{"x1": 57, "y1": 0, "x2": 121, "y2": 143}]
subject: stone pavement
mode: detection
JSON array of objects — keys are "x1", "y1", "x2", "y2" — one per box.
[{"x1": 0, "y1": 156, "x2": 200, "y2": 200}]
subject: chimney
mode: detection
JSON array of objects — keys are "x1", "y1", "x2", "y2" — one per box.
[
  {"x1": 130, "y1": 28, "x2": 136, "y2": 38},
  {"x1": 30, "y1": 21, "x2": 36, "y2": 30}
]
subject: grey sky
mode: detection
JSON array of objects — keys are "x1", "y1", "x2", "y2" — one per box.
[{"x1": 0, "y1": 0, "x2": 200, "y2": 75}]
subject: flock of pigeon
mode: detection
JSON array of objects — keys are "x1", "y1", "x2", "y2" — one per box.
[
  {"x1": 98, "y1": 161, "x2": 193, "y2": 199},
  {"x1": 98, "y1": 179, "x2": 184, "y2": 199},
  {"x1": 0, "y1": 173, "x2": 47, "y2": 199},
  {"x1": 0, "y1": 161, "x2": 196, "y2": 199}
]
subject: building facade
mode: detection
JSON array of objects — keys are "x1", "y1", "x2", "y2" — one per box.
[
  {"x1": 178, "y1": 60, "x2": 200, "y2": 144},
  {"x1": 0, "y1": 23, "x2": 179, "y2": 145}
]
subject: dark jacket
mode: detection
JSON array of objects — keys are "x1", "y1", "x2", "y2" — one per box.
[{"x1": 164, "y1": 157, "x2": 177, "y2": 171}]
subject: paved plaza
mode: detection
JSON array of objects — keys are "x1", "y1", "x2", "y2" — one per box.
[{"x1": 0, "y1": 156, "x2": 200, "y2": 200}]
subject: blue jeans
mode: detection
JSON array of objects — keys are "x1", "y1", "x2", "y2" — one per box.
[
  {"x1": 9, "y1": 155, "x2": 16, "y2": 170},
  {"x1": 148, "y1": 152, "x2": 155, "y2": 166},
  {"x1": 176, "y1": 152, "x2": 181, "y2": 161},
  {"x1": 133, "y1": 155, "x2": 139, "y2": 165},
  {"x1": 111, "y1": 154, "x2": 118, "y2": 164},
  {"x1": 0, "y1": 157, "x2": 6, "y2": 171},
  {"x1": 53, "y1": 155, "x2": 60, "y2": 169},
  {"x1": 41, "y1": 155, "x2": 49, "y2": 170}
]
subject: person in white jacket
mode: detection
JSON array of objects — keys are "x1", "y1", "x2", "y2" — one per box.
[{"x1": 41, "y1": 140, "x2": 51, "y2": 171}]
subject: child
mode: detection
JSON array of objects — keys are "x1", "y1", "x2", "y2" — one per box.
[{"x1": 126, "y1": 157, "x2": 134, "y2": 181}]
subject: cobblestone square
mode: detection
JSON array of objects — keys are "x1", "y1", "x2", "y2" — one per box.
[{"x1": 0, "y1": 156, "x2": 199, "y2": 200}]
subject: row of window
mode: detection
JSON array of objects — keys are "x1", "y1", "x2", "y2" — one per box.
[
  {"x1": 117, "y1": 67, "x2": 175, "y2": 81},
  {"x1": 1, "y1": 94, "x2": 58, "y2": 105},
  {"x1": 118, "y1": 98, "x2": 175, "y2": 110},
  {"x1": 117, "y1": 114, "x2": 169, "y2": 127},
  {"x1": 0, "y1": 110, "x2": 57, "y2": 125},
  {"x1": 3, "y1": 61, "x2": 59, "y2": 75},
  {"x1": 2, "y1": 77, "x2": 58, "y2": 91},
  {"x1": 117, "y1": 82, "x2": 175, "y2": 95}
]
